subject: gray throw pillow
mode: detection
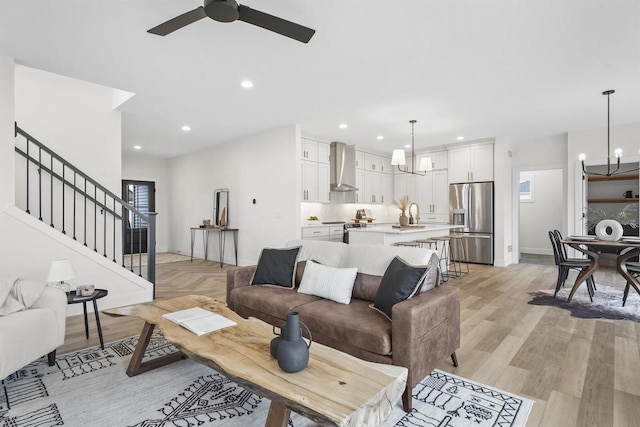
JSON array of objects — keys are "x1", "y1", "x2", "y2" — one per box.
[
  {"x1": 372, "y1": 256, "x2": 430, "y2": 320},
  {"x1": 250, "y1": 246, "x2": 301, "y2": 288}
]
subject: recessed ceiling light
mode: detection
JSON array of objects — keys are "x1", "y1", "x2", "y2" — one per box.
[
  {"x1": 241, "y1": 80, "x2": 254, "y2": 88},
  {"x1": 133, "y1": 145, "x2": 142, "y2": 150},
  {"x1": 404, "y1": 144, "x2": 411, "y2": 148},
  {"x1": 182, "y1": 125, "x2": 191, "y2": 131},
  {"x1": 456, "y1": 136, "x2": 464, "y2": 141},
  {"x1": 376, "y1": 136, "x2": 384, "y2": 140},
  {"x1": 339, "y1": 123, "x2": 347, "y2": 129}
]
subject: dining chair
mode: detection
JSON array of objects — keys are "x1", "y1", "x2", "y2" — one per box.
[{"x1": 548, "y1": 231, "x2": 596, "y2": 300}]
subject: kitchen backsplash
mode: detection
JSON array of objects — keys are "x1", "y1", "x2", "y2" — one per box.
[{"x1": 301, "y1": 203, "x2": 400, "y2": 223}]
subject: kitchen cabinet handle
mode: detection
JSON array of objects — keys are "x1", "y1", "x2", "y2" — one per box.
[
  {"x1": 313, "y1": 231, "x2": 321, "y2": 234},
  {"x1": 471, "y1": 171, "x2": 474, "y2": 181}
]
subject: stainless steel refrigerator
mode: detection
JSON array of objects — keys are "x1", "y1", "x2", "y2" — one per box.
[{"x1": 449, "y1": 182, "x2": 494, "y2": 265}]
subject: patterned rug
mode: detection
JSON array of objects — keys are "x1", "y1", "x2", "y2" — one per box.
[
  {"x1": 529, "y1": 283, "x2": 640, "y2": 322},
  {"x1": 0, "y1": 333, "x2": 533, "y2": 427}
]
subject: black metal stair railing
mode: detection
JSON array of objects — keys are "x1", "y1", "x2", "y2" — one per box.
[{"x1": 13, "y1": 123, "x2": 156, "y2": 293}]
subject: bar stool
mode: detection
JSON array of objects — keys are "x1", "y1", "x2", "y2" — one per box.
[
  {"x1": 395, "y1": 241, "x2": 421, "y2": 248},
  {"x1": 415, "y1": 238, "x2": 438, "y2": 250},
  {"x1": 433, "y1": 236, "x2": 456, "y2": 281},
  {"x1": 448, "y1": 235, "x2": 469, "y2": 275}
]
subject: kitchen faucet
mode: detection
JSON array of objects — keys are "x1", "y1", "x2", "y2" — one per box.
[{"x1": 408, "y1": 203, "x2": 420, "y2": 224}]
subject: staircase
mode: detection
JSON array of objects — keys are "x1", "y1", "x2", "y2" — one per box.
[{"x1": 13, "y1": 123, "x2": 156, "y2": 293}]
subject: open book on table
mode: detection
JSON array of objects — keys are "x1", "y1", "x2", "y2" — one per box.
[{"x1": 162, "y1": 307, "x2": 236, "y2": 336}]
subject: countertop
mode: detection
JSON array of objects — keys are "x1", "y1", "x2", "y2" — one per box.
[
  {"x1": 348, "y1": 224, "x2": 461, "y2": 234},
  {"x1": 301, "y1": 221, "x2": 445, "y2": 228}
]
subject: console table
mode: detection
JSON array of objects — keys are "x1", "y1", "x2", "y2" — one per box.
[{"x1": 190, "y1": 227, "x2": 238, "y2": 268}]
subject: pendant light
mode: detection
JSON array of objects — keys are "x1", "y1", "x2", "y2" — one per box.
[
  {"x1": 391, "y1": 120, "x2": 432, "y2": 175},
  {"x1": 580, "y1": 90, "x2": 638, "y2": 177}
]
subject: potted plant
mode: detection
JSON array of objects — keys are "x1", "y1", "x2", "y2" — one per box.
[{"x1": 394, "y1": 197, "x2": 410, "y2": 226}]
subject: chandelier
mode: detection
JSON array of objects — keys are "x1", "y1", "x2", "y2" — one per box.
[
  {"x1": 391, "y1": 120, "x2": 432, "y2": 176},
  {"x1": 580, "y1": 90, "x2": 637, "y2": 177}
]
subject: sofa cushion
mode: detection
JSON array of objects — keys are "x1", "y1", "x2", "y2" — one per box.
[
  {"x1": 251, "y1": 246, "x2": 301, "y2": 288},
  {"x1": 296, "y1": 298, "x2": 392, "y2": 356},
  {"x1": 0, "y1": 277, "x2": 47, "y2": 316},
  {"x1": 229, "y1": 286, "x2": 321, "y2": 321},
  {"x1": 0, "y1": 276, "x2": 15, "y2": 308},
  {"x1": 337, "y1": 243, "x2": 435, "y2": 276},
  {"x1": 286, "y1": 240, "x2": 347, "y2": 267},
  {"x1": 351, "y1": 272, "x2": 382, "y2": 302},
  {"x1": 373, "y1": 256, "x2": 430, "y2": 319},
  {"x1": 298, "y1": 261, "x2": 357, "y2": 304}
]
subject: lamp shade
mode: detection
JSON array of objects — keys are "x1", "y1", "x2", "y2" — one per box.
[
  {"x1": 418, "y1": 157, "x2": 433, "y2": 172},
  {"x1": 391, "y1": 149, "x2": 406, "y2": 166},
  {"x1": 47, "y1": 260, "x2": 75, "y2": 283}
]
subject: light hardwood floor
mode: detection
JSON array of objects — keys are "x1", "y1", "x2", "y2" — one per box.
[{"x1": 59, "y1": 259, "x2": 640, "y2": 427}]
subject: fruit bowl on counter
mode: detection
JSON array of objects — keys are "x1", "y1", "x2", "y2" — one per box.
[{"x1": 306, "y1": 216, "x2": 320, "y2": 225}]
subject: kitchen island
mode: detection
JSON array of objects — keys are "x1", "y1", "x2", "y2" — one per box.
[{"x1": 348, "y1": 224, "x2": 461, "y2": 246}]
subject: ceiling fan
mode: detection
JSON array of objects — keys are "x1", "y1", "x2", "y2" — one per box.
[{"x1": 147, "y1": 0, "x2": 316, "y2": 43}]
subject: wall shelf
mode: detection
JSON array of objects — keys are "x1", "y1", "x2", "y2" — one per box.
[
  {"x1": 588, "y1": 198, "x2": 639, "y2": 203},
  {"x1": 587, "y1": 174, "x2": 639, "y2": 182}
]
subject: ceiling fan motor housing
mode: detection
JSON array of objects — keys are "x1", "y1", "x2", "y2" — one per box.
[{"x1": 204, "y1": 0, "x2": 239, "y2": 22}]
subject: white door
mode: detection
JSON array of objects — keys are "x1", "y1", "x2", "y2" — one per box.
[
  {"x1": 355, "y1": 169, "x2": 365, "y2": 203},
  {"x1": 301, "y1": 160, "x2": 318, "y2": 202},
  {"x1": 470, "y1": 144, "x2": 494, "y2": 181},
  {"x1": 317, "y1": 162, "x2": 330, "y2": 203},
  {"x1": 433, "y1": 170, "x2": 449, "y2": 214}
]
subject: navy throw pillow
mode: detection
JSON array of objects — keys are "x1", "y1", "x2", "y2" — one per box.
[
  {"x1": 373, "y1": 256, "x2": 430, "y2": 319},
  {"x1": 250, "y1": 246, "x2": 301, "y2": 288}
]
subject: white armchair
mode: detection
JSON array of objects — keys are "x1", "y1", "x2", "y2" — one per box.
[{"x1": 0, "y1": 280, "x2": 67, "y2": 379}]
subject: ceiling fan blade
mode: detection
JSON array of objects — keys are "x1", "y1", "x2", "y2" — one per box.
[
  {"x1": 238, "y1": 5, "x2": 315, "y2": 43},
  {"x1": 148, "y1": 7, "x2": 208, "y2": 36}
]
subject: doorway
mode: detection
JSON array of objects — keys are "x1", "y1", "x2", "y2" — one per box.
[
  {"x1": 122, "y1": 180, "x2": 155, "y2": 254},
  {"x1": 513, "y1": 167, "x2": 566, "y2": 265}
]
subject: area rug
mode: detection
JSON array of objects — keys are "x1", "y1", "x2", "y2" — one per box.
[
  {"x1": 0, "y1": 333, "x2": 532, "y2": 427},
  {"x1": 529, "y1": 283, "x2": 640, "y2": 322}
]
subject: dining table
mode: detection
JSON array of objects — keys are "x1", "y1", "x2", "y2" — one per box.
[{"x1": 561, "y1": 237, "x2": 640, "y2": 303}]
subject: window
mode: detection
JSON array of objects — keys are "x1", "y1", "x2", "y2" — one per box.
[{"x1": 519, "y1": 174, "x2": 534, "y2": 202}]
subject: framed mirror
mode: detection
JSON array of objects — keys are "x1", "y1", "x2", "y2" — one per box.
[{"x1": 214, "y1": 188, "x2": 229, "y2": 227}]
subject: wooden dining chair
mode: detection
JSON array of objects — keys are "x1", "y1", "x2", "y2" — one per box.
[{"x1": 548, "y1": 231, "x2": 596, "y2": 300}]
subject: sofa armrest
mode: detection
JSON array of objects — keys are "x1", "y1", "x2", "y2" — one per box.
[
  {"x1": 31, "y1": 286, "x2": 67, "y2": 346},
  {"x1": 226, "y1": 265, "x2": 257, "y2": 310},
  {"x1": 391, "y1": 284, "x2": 460, "y2": 388}
]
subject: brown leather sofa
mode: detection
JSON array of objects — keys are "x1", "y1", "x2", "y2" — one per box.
[{"x1": 226, "y1": 240, "x2": 460, "y2": 412}]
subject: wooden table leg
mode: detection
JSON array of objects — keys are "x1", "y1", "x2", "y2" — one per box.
[
  {"x1": 126, "y1": 321, "x2": 186, "y2": 377},
  {"x1": 567, "y1": 243, "x2": 599, "y2": 303},
  {"x1": 616, "y1": 247, "x2": 640, "y2": 303},
  {"x1": 265, "y1": 401, "x2": 291, "y2": 427}
]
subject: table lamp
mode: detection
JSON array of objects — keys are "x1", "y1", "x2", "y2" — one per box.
[{"x1": 47, "y1": 259, "x2": 75, "y2": 293}]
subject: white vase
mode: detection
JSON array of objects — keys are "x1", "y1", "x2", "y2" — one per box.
[{"x1": 595, "y1": 219, "x2": 623, "y2": 241}]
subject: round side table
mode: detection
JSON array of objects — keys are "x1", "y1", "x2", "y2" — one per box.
[{"x1": 66, "y1": 289, "x2": 108, "y2": 350}]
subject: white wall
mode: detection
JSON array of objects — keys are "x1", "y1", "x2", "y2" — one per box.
[
  {"x1": 511, "y1": 134, "x2": 568, "y2": 168},
  {"x1": 167, "y1": 125, "x2": 301, "y2": 265},
  {"x1": 494, "y1": 136, "x2": 513, "y2": 267},
  {"x1": 122, "y1": 154, "x2": 170, "y2": 252},
  {"x1": 14, "y1": 65, "x2": 124, "y2": 192},
  {"x1": 519, "y1": 169, "x2": 563, "y2": 255}
]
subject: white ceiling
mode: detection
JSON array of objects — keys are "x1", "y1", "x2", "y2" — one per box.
[{"x1": 1, "y1": 0, "x2": 639, "y2": 158}]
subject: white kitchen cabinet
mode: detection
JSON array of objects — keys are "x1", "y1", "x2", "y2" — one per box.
[
  {"x1": 301, "y1": 225, "x2": 344, "y2": 242},
  {"x1": 381, "y1": 174, "x2": 393, "y2": 204},
  {"x1": 394, "y1": 173, "x2": 418, "y2": 203},
  {"x1": 448, "y1": 144, "x2": 493, "y2": 183},
  {"x1": 355, "y1": 169, "x2": 364, "y2": 203},
  {"x1": 318, "y1": 142, "x2": 330, "y2": 164},
  {"x1": 418, "y1": 170, "x2": 449, "y2": 222},
  {"x1": 355, "y1": 151, "x2": 365, "y2": 169},
  {"x1": 317, "y1": 162, "x2": 330, "y2": 203},
  {"x1": 417, "y1": 150, "x2": 448, "y2": 170},
  {"x1": 380, "y1": 156, "x2": 392, "y2": 174},
  {"x1": 301, "y1": 160, "x2": 318, "y2": 202},
  {"x1": 301, "y1": 138, "x2": 318, "y2": 161}
]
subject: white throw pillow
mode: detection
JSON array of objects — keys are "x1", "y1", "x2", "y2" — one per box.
[
  {"x1": 298, "y1": 260, "x2": 357, "y2": 304},
  {"x1": 0, "y1": 276, "x2": 15, "y2": 307}
]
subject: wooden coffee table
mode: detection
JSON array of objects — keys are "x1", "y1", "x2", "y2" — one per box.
[{"x1": 104, "y1": 295, "x2": 407, "y2": 427}]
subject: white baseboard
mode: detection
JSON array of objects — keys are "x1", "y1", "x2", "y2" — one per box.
[{"x1": 520, "y1": 247, "x2": 553, "y2": 256}]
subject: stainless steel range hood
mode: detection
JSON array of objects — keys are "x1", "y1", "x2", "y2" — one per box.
[{"x1": 330, "y1": 142, "x2": 358, "y2": 192}]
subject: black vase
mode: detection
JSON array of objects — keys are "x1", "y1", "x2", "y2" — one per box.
[
  {"x1": 276, "y1": 312, "x2": 312, "y2": 373},
  {"x1": 270, "y1": 325, "x2": 285, "y2": 358}
]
